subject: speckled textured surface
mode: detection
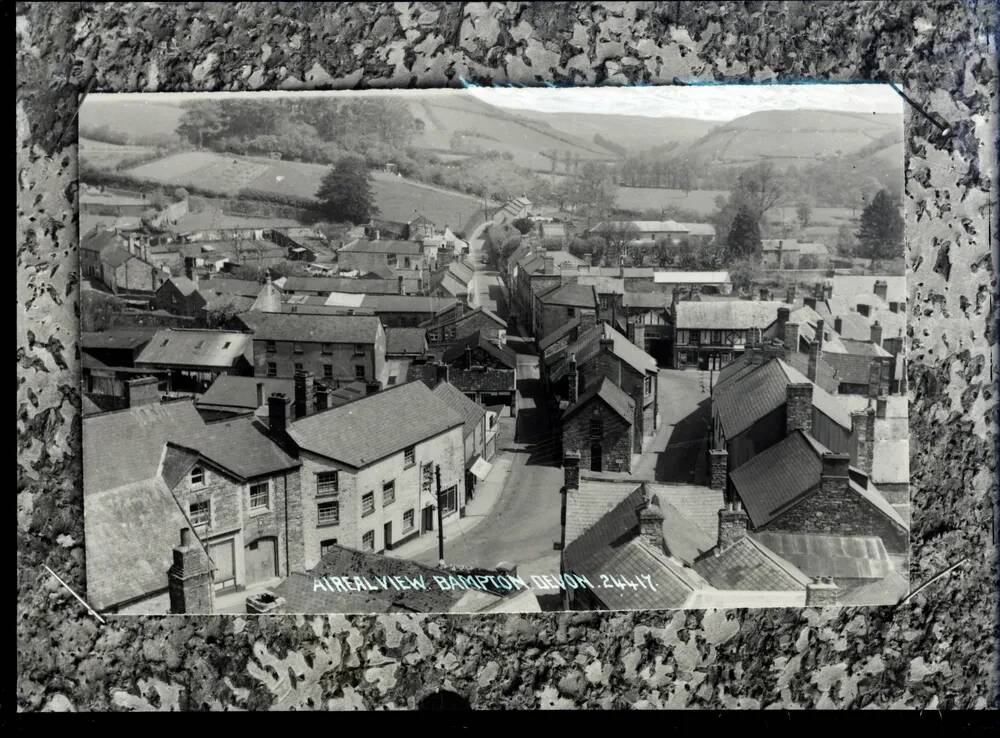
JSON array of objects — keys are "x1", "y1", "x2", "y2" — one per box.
[{"x1": 16, "y1": 1, "x2": 998, "y2": 711}]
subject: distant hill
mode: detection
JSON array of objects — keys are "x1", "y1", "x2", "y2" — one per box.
[
  {"x1": 685, "y1": 109, "x2": 903, "y2": 166},
  {"x1": 79, "y1": 98, "x2": 185, "y2": 144},
  {"x1": 511, "y1": 109, "x2": 718, "y2": 153}
]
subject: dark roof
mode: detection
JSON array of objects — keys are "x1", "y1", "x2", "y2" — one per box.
[
  {"x1": 448, "y1": 367, "x2": 516, "y2": 394},
  {"x1": 693, "y1": 537, "x2": 811, "y2": 591},
  {"x1": 385, "y1": 327, "x2": 428, "y2": 356},
  {"x1": 675, "y1": 301, "x2": 790, "y2": 330},
  {"x1": 424, "y1": 306, "x2": 506, "y2": 331},
  {"x1": 549, "y1": 322, "x2": 656, "y2": 381},
  {"x1": 750, "y1": 531, "x2": 895, "y2": 580},
  {"x1": 622, "y1": 292, "x2": 669, "y2": 309},
  {"x1": 538, "y1": 317, "x2": 580, "y2": 351},
  {"x1": 433, "y1": 381, "x2": 487, "y2": 438},
  {"x1": 167, "y1": 415, "x2": 300, "y2": 480},
  {"x1": 165, "y1": 276, "x2": 199, "y2": 296},
  {"x1": 325, "y1": 381, "x2": 369, "y2": 408},
  {"x1": 288, "y1": 380, "x2": 463, "y2": 467},
  {"x1": 135, "y1": 329, "x2": 250, "y2": 369},
  {"x1": 279, "y1": 276, "x2": 400, "y2": 295},
  {"x1": 538, "y1": 283, "x2": 597, "y2": 309},
  {"x1": 563, "y1": 376, "x2": 635, "y2": 424},
  {"x1": 341, "y1": 238, "x2": 423, "y2": 255},
  {"x1": 196, "y1": 375, "x2": 295, "y2": 411},
  {"x1": 81, "y1": 229, "x2": 121, "y2": 254},
  {"x1": 365, "y1": 295, "x2": 457, "y2": 314},
  {"x1": 442, "y1": 330, "x2": 518, "y2": 369},
  {"x1": 785, "y1": 349, "x2": 841, "y2": 394},
  {"x1": 729, "y1": 431, "x2": 828, "y2": 528},
  {"x1": 81, "y1": 328, "x2": 158, "y2": 351},
  {"x1": 238, "y1": 311, "x2": 381, "y2": 344},
  {"x1": 200, "y1": 277, "x2": 266, "y2": 297},
  {"x1": 273, "y1": 545, "x2": 464, "y2": 614},
  {"x1": 824, "y1": 352, "x2": 879, "y2": 385},
  {"x1": 101, "y1": 246, "x2": 135, "y2": 268}
]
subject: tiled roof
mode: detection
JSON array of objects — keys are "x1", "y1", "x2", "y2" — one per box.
[
  {"x1": 447, "y1": 367, "x2": 516, "y2": 393},
  {"x1": 196, "y1": 375, "x2": 295, "y2": 411},
  {"x1": 288, "y1": 380, "x2": 463, "y2": 468},
  {"x1": 646, "y1": 483, "x2": 725, "y2": 542},
  {"x1": 675, "y1": 300, "x2": 791, "y2": 330},
  {"x1": 751, "y1": 531, "x2": 895, "y2": 580},
  {"x1": 693, "y1": 537, "x2": 811, "y2": 591},
  {"x1": 386, "y1": 327, "x2": 428, "y2": 356},
  {"x1": 563, "y1": 376, "x2": 635, "y2": 424},
  {"x1": 238, "y1": 311, "x2": 380, "y2": 344},
  {"x1": 340, "y1": 238, "x2": 423, "y2": 255},
  {"x1": 566, "y1": 476, "x2": 643, "y2": 543},
  {"x1": 135, "y1": 329, "x2": 250, "y2": 369},
  {"x1": 658, "y1": 498, "x2": 718, "y2": 566},
  {"x1": 549, "y1": 322, "x2": 657, "y2": 381},
  {"x1": 785, "y1": 350, "x2": 840, "y2": 394},
  {"x1": 539, "y1": 282, "x2": 598, "y2": 309},
  {"x1": 84, "y1": 476, "x2": 198, "y2": 610},
  {"x1": 824, "y1": 352, "x2": 879, "y2": 385},
  {"x1": 442, "y1": 330, "x2": 518, "y2": 369},
  {"x1": 832, "y1": 276, "x2": 907, "y2": 304},
  {"x1": 729, "y1": 431, "x2": 826, "y2": 528},
  {"x1": 81, "y1": 328, "x2": 158, "y2": 351},
  {"x1": 278, "y1": 276, "x2": 400, "y2": 294},
  {"x1": 202, "y1": 292, "x2": 256, "y2": 314},
  {"x1": 199, "y1": 277, "x2": 263, "y2": 297},
  {"x1": 433, "y1": 381, "x2": 487, "y2": 439}
]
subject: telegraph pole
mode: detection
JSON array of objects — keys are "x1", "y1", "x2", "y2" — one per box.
[{"x1": 435, "y1": 464, "x2": 445, "y2": 566}]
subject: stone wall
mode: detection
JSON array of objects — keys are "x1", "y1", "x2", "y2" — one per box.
[{"x1": 562, "y1": 400, "x2": 633, "y2": 473}]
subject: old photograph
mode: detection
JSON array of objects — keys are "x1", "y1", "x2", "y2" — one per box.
[{"x1": 78, "y1": 84, "x2": 909, "y2": 615}]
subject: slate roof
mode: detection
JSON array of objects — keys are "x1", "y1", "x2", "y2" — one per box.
[
  {"x1": 365, "y1": 295, "x2": 457, "y2": 314},
  {"x1": 433, "y1": 381, "x2": 487, "y2": 439},
  {"x1": 447, "y1": 260, "x2": 475, "y2": 284},
  {"x1": 563, "y1": 377, "x2": 635, "y2": 424},
  {"x1": 646, "y1": 483, "x2": 726, "y2": 542},
  {"x1": 135, "y1": 329, "x2": 250, "y2": 369},
  {"x1": 549, "y1": 322, "x2": 657, "y2": 381},
  {"x1": 675, "y1": 300, "x2": 791, "y2": 330},
  {"x1": 439, "y1": 273, "x2": 470, "y2": 297},
  {"x1": 693, "y1": 537, "x2": 811, "y2": 591},
  {"x1": 728, "y1": 431, "x2": 826, "y2": 528},
  {"x1": 102, "y1": 246, "x2": 136, "y2": 268},
  {"x1": 238, "y1": 311, "x2": 381, "y2": 344},
  {"x1": 385, "y1": 327, "x2": 428, "y2": 356},
  {"x1": 538, "y1": 317, "x2": 581, "y2": 352},
  {"x1": 751, "y1": 532, "x2": 895, "y2": 580},
  {"x1": 447, "y1": 368, "x2": 516, "y2": 394},
  {"x1": 442, "y1": 330, "x2": 518, "y2": 369},
  {"x1": 837, "y1": 568, "x2": 910, "y2": 605},
  {"x1": 566, "y1": 476, "x2": 643, "y2": 543},
  {"x1": 340, "y1": 238, "x2": 424, "y2": 255},
  {"x1": 81, "y1": 328, "x2": 158, "y2": 351},
  {"x1": 198, "y1": 277, "x2": 263, "y2": 297},
  {"x1": 832, "y1": 276, "x2": 907, "y2": 304},
  {"x1": 81, "y1": 229, "x2": 122, "y2": 254},
  {"x1": 824, "y1": 352, "x2": 881, "y2": 385},
  {"x1": 165, "y1": 276, "x2": 199, "y2": 296},
  {"x1": 785, "y1": 349, "x2": 841, "y2": 394},
  {"x1": 622, "y1": 292, "x2": 670, "y2": 309},
  {"x1": 278, "y1": 276, "x2": 400, "y2": 295},
  {"x1": 84, "y1": 476, "x2": 198, "y2": 610},
  {"x1": 288, "y1": 380, "x2": 464, "y2": 468},
  {"x1": 839, "y1": 338, "x2": 893, "y2": 357},
  {"x1": 196, "y1": 375, "x2": 295, "y2": 412},
  {"x1": 539, "y1": 283, "x2": 598, "y2": 309},
  {"x1": 170, "y1": 415, "x2": 300, "y2": 480},
  {"x1": 424, "y1": 306, "x2": 506, "y2": 331}
]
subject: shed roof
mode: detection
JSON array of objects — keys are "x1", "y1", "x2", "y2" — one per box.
[
  {"x1": 135, "y1": 329, "x2": 250, "y2": 369},
  {"x1": 750, "y1": 531, "x2": 895, "y2": 580}
]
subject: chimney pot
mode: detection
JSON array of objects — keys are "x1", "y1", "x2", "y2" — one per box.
[{"x1": 717, "y1": 503, "x2": 748, "y2": 551}]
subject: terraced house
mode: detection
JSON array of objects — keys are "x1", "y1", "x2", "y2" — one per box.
[{"x1": 286, "y1": 381, "x2": 466, "y2": 566}]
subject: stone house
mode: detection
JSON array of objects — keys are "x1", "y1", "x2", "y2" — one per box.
[
  {"x1": 424, "y1": 306, "x2": 506, "y2": 346},
  {"x1": 561, "y1": 376, "x2": 635, "y2": 473},
  {"x1": 100, "y1": 246, "x2": 167, "y2": 295},
  {"x1": 534, "y1": 282, "x2": 599, "y2": 340},
  {"x1": 337, "y1": 238, "x2": 426, "y2": 273},
  {"x1": 152, "y1": 275, "x2": 207, "y2": 317}
]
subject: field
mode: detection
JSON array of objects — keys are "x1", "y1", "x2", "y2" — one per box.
[
  {"x1": 79, "y1": 98, "x2": 184, "y2": 143},
  {"x1": 80, "y1": 138, "x2": 159, "y2": 170},
  {"x1": 766, "y1": 205, "x2": 858, "y2": 244},
  {"x1": 122, "y1": 150, "x2": 483, "y2": 230},
  {"x1": 614, "y1": 187, "x2": 730, "y2": 216}
]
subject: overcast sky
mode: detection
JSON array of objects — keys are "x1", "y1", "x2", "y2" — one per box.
[{"x1": 86, "y1": 83, "x2": 902, "y2": 122}]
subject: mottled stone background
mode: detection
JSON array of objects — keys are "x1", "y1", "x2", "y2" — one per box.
[{"x1": 15, "y1": 1, "x2": 998, "y2": 711}]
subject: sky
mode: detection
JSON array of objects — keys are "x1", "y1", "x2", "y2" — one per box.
[{"x1": 85, "y1": 83, "x2": 902, "y2": 123}]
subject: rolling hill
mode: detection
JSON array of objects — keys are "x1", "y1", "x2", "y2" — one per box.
[
  {"x1": 79, "y1": 97, "x2": 185, "y2": 143},
  {"x1": 684, "y1": 109, "x2": 903, "y2": 165}
]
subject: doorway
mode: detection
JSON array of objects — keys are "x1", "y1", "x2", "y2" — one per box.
[
  {"x1": 590, "y1": 443, "x2": 603, "y2": 472},
  {"x1": 383, "y1": 521, "x2": 393, "y2": 551},
  {"x1": 245, "y1": 536, "x2": 278, "y2": 584},
  {"x1": 422, "y1": 505, "x2": 435, "y2": 534}
]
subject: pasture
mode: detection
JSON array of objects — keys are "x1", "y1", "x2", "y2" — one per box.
[
  {"x1": 80, "y1": 138, "x2": 159, "y2": 170},
  {"x1": 614, "y1": 187, "x2": 730, "y2": 216}
]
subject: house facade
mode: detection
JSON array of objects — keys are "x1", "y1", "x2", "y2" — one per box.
[
  {"x1": 672, "y1": 299, "x2": 790, "y2": 370},
  {"x1": 337, "y1": 238, "x2": 427, "y2": 273}
]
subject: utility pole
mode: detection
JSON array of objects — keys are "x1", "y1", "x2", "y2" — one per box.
[{"x1": 435, "y1": 464, "x2": 444, "y2": 566}]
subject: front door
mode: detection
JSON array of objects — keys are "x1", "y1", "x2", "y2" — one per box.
[
  {"x1": 590, "y1": 443, "x2": 603, "y2": 472},
  {"x1": 383, "y1": 522, "x2": 393, "y2": 551},
  {"x1": 208, "y1": 539, "x2": 237, "y2": 592},
  {"x1": 245, "y1": 536, "x2": 278, "y2": 584},
  {"x1": 422, "y1": 505, "x2": 435, "y2": 533}
]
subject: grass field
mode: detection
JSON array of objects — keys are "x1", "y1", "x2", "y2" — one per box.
[
  {"x1": 80, "y1": 99, "x2": 184, "y2": 143},
  {"x1": 123, "y1": 150, "x2": 484, "y2": 230},
  {"x1": 614, "y1": 187, "x2": 730, "y2": 215},
  {"x1": 80, "y1": 138, "x2": 159, "y2": 170}
]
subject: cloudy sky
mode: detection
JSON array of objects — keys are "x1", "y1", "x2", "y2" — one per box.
[{"x1": 87, "y1": 83, "x2": 902, "y2": 122}]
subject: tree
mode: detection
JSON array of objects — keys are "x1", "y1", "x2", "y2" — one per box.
[
  {"x1": 729, "y1": 260, "x2": 760, "y2": 295},
  {"x1": 511, "y1": 217, "x2": 535, "y2": 235},
  {"x1": 725, "y1": 205, "x2": 762, "y2": 261},
  {"x1": 835, "y1": 222, "x2": 857, "y2": 256},
  {"x1": 203, "y1": 301, "x2": 243, "y2": 329},
  {"x1": 855, "y1": 189, "x2": 904, "y2": 269},
  {"x1": 316, "y1": 155, "x2": 378, "y2": 224},
  {"x1": 174, "y1": 187, "x2": 189, "y2": 201},
  {"x1": 731, "y1": 161, "x2": 785, "y2": 224},
  {"x1": 81, "y1": 289, "x2": 125, "y2": 332},
  {"x1": 594, "y1": 221, "x2": 640, "y2": 264},
  {"x1": 796, "y1": 201, "x2": 812, "y2": 229}
]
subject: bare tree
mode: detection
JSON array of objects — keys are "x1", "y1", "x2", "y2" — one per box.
[{"x1": 733, "y1": 161, "x2": 785, "y2": 223}]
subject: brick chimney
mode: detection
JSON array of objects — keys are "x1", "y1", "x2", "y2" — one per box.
[
  {"x1": 543, "y1": 255, "x2": 555, "y2": 275},
  {"x1": 820, "y1": 452, "x2": 851, "y2": 499},
  {"x1": 786, "y1": 284, "x2": 796, "y2": 304},
  {"x1": 813, "y1": 282, "x2": 824, "y2": 299},
  {"x1": 638, "y1": 496, "x2": 665, "y2": 552},
  {"x1": 876, "y1": 396, "x2": 888, "y2": 419},
  {"x1": 805, "y1": 576, "x2": 840, "y2": 607},
  {"x1": 882, "y1": 334, "x2": 903, "y2": 357},
  {"x1": 834, "y1": 316, "x2": 843, "y2": 335},
  {"x1": 563, "y1": 451, "x2": 580, "y2": 491},
  {"x1": 776, "y1": 306, "x2": 790, "y2": 337},
  {"x1": 783, "y1": 321, "x2": 801, "y2": 360},
  {"x1": 786, "y1": 382, "x2": 813, "y2": 435},
  {"x1": 709, "y1": 448, "x2": 728, "y2": 491},
  {"x1": 717, "y1": 501, "x2": 748, "y2": 551},
  {"x1": 873, "y1": 279, "x2": 888, "y2": 302},
  {"x1": 567, "y1": 353, "x2": 579, "y2": 404},
  {"x1": 125, "y1": 376, "x2": 160, "y2": 407},
  {"x1": 599, "y1": 337, "x2": 615, "y2": 355},
  {"x1": 759, "y1": 287, "x2": 770, "y2": 301},
  {"x1": 168, "y1": 528, "x2": 214, "y2": 614},
  {"x1": 398, "y1": 275, "x2": 405, "y2": 295},
  {"x1": 870, "y1": 320, "x2": 883, "y2": 348},
  {"x1": 184, "y1": 256, "x2": 196, "y2": 282},
  {"x1": 435, "y1": 363, "x2": 450, "y2": 385},
  {"x1": 803, "y1": 295, "x2": 816, "y2": 310},
  {"x1": 850, "y1": 407, "x2": 875, "y2": 476},
  {"x1": 268, "y1": 392, "x2": 289, "y2": 435},
  {"x1": 867, "y1": 359, "x2": 884, "y2": 399},
  {"x1": 814, "y1": 319, "x2": 825, "y2": 350},
  {"x1": 807, "y1": 338, "x2": 822, "y2": 383},
  {"x1": 465, "y1": 345, "x2": 473, "y2": 369},
  {"x1": 294, "y1": 370, "x2": 315, "y2": 419}
]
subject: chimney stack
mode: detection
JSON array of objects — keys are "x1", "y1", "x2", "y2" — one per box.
[
  {"x1": 294, "y1": 371, "x2": 315, "y2": 419},
  {"x1": 876, "y1": 396, "x2": 888, "y2": 419},
  {"x1": 805, "y1": 576, "x2": 840, "y2": 607},
  {"x1": 786, "y1": 284, "x2": 797, "y2": 304},
  {"x1": 638, "y1": 496, "x2": 665, "y2": 552},
  {"x1": 759, "y1": 287, "x2": 770, "y2": 301},
  {"x1": 873, "y1": 279, "x2": 888, "y2": 302},
  {"x1": 398, "y1": 275, "x2": 405, "y2": 295},
  {"x1": 125, "y1": 376, "x2": 160, "y2": 408},
  {"x1": 465, "y1": 345, "x2": 473, "y2": 369},
  {"x1": 709, "y1": 448, "x2": 728, "y2": 491},
  {"x1": 717, "y1": 501, "x2": 748, "y2": 551},
  {"x1": 813, "y1": 282, "x2": 824, "y2": 299},
  {"x1": 783, "y1": 322, "x2": 801, "y2": 360},
  {"x1": 850, "y1": 407, "x2": 875, "y2": 476},
  {"x1": 168, "y1": 528, "x2": 214, "y2": 614},
  {"x1": 184, "y1": 256, "x2": 196, "y2": 282},
  {"x1": 567, "y1": 353, "x2": 579, "y2": 404},
  {"x1": 820, "y1": 452, "x2": 851, "y2": 499},
  {"x1": 543, "y1": 256, "x2": 555, "y2": 275},
  {"x1": 807, "y1": 338, "x2": 822, "y2": 383},
  {"x1": 870, "y1": 320, "x2": 883, "y2": 348},
  {"x1": 814, "y1": 319, "x2": 825, "y2": 350},
  {"x1": 627, "y1": 318, "x2": 645, "y2": 351},
  {"x1": 867, "y1": 360, "x2": 884, "y2": 399},
  {"x1": 803, "y1": 295, "x2": 817, "y2": 310},
  {"x1": 786, "y1": 382, "x2": 813, "y2": 435},
  {"x1": 776, "y1": 307, "x2": 790, "y2": 336},
  {"x1": 268, "y1": 392, "x2": 289, "y2": 436},
  {"x1": 435, "y1": 362, "x2": 450, "y2": 386},
  {"x1": 563, "y1": 451, "x2": 581, "y2": 491}
]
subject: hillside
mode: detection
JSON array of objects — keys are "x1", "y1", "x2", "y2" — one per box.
[
  {"x1": 79, "y1": 98, "x2": 185, "y2": 143},
  {"x1": 512, "y1": 109, "x2": 717, "y2": 153},
  {"x1": 686, "y1": 109, "x2": 903, "y2": 165}
]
